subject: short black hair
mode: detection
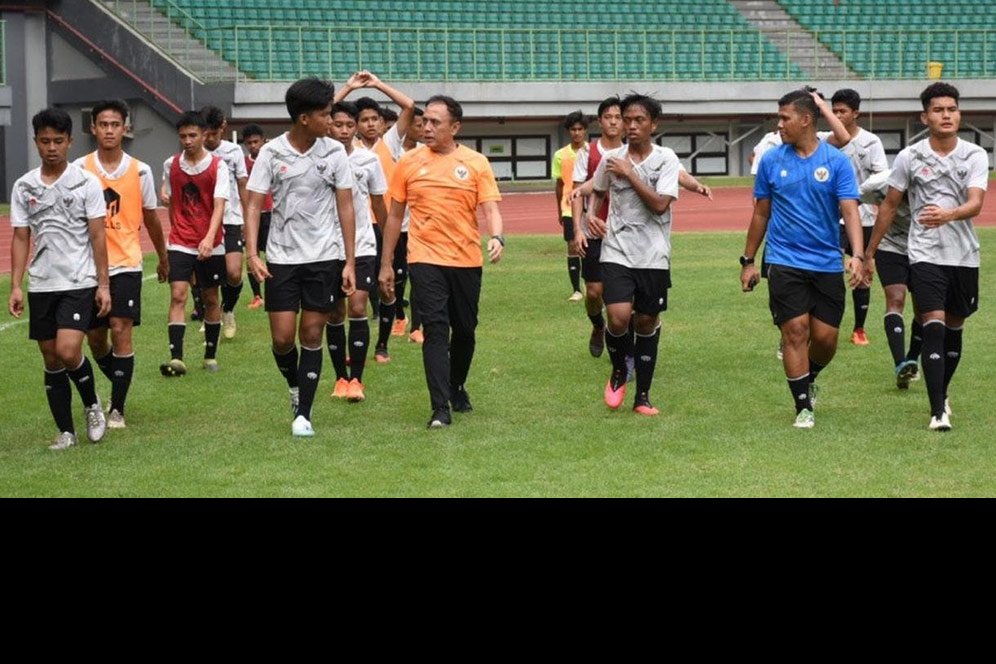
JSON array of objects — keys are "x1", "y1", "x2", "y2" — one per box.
[
  {"x1": 285, "y1": 77, "x2": 336, "y2": 122},
  {"x1": 199, "y1": 105, "x2": 226, "y2": 130},
  {"x1": 620, "y1": 93, "x2": 662, "y2": 121},
  {"x1": 413, "y1": 107, "x2": 425, "y2": 117},
  {"x1": 830, "y1": 88, "x2": 861, "y2": 111},
  {"x1": 920, "y1": 82, "x2": 960, "y2": 110},
  {"x1": 91, "y1": 99, "x2": 130, "y2": 124},
  {"x1": 175, "y1": 110, "x2": 207, "y2": 131},
  {"x1": 331, "y1": 101, "x2": 359, "y2": 122},
  {"x1": 354, "y1": 96, "x2": 381, "y2": 116},
  {"x1": 380, "y1": 107, "x2": 398, "y2": 123},
  {"x1": 597, "y1": 96, "x2": 621, "y2": 118},
  {"x1": 241, "y1": 123, "x2": 265, "y2": 140},
  {"x1": 32, "y1": 107, "x2": 73, "y2": 137},
  {"x1": 778, "y1": 89, "x2": 819, "y2": 123},
  {"x1": 426, "y1": 95, "x2": 463, "y2": 122},
  {"x1": 563, "y1": 110, "x2": 587, "y2": 130}
]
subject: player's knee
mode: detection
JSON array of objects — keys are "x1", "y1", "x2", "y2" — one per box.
[
  {"x1": 586, "y1": 283, "x2": 602, "y2": 300},
  {"x1": 55, "y1": 341, "x2": 82, "y2": 367},
  {"x1": 634, "y1": 314, "x2": 658, "y2": 335},
  {"x1": 781, "y1": 320, "x2": 809, "y2": 345}
]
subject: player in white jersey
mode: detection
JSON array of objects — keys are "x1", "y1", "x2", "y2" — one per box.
[
  {"x1": 325, "y1": 101, "x2": 389, "y2": 403},
  {"x1": 586, "y1": 94, "x2": 681, "y2": 416},
  {"x1": 201, "y1": 105, "x2": 249, "y2": 339},
  {"x1": 244, "y1": 77, "x2": 357, "y2": 438},
  {"x1": 74, "y1": 99, "x2": 168, "y2": 429},
  {"x1": 749, "y1": 130, "x2": 782, "y2": 176},
  {"x1": 864, "y1": 82, "x2": 989, "y2": 431},
  {"x1": 8, "y1": 108, "x2": 111, "y2": 449}
]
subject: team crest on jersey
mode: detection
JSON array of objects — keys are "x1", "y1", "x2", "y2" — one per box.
[
  {"x1": 316, "y1": 162, "x2": 327, "y2": 173},
  {"x1": 62, "y1": 196, "x2": 74, "y2": 207},
  {"x1": 956, "y1": 166, "x2": 969, "y2": 179},
  {"x1": 813, "y1": 167, "x2": 830, "y2": 183},
  {"x1": 920, "y1": 167, "x2": 932, "y2": 177},
  {"x1": 453, "y1": 165, "x2": 470, "y2": 181}
]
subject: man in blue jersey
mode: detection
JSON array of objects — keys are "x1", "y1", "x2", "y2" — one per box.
[{"x1": 739, "y1": 90, "x2": 865, "y2": 429}]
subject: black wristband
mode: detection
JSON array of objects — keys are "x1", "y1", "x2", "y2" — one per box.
[{"x1": 491, "y1": 235, "x2": 506, "y2": 247}]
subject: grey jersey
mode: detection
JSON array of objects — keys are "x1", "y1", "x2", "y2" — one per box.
[
  {"x1": 888, "y1": 137, "x2": 989, "y2": 268},
  {"x1": 819, "y1": 128, "x2": 888, "y2": 226},
  {"x1": 593, "y1": 144, "x2": 681, "y2": 270},
  {"x1": 10, "y1": 165, "x2": 107, "y2": 293},
  {"x1": 246, "y1": 133, "x2": 355, "y2": 265},
  {"x1": 210, "y1": 139, "x2": 248, "y2": 226},
  {"x1": 860, "y1": 170, "x2": 911, "y2": 256},
  {"x1": 347, "y1": 147, "x2": 388, "y2": 258}
]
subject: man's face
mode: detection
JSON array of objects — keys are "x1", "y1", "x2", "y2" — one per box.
[
  {"x1": 358, "y1": 109, "x2": 382, "y2": 142},
  {"x1": 34, "y1": 126, "x2": 72, "y2": 167},
  {"x1": 243, "y1": 134, "x2": 265, "y2": 159},
  {"x1": 622, "y1": 105, "x2": 656, "y2": 145},
  {"x1": 203, "y1": 121, "x2": 225, "y2": 150},
  {"x1": 777, "y1": 103, "x2": 810, "y2": 145},
  {"x1": 330, "y1": 111, "x2": 357, "y2": 147},
  {"x1": 92, "y1": 109, "x2": 127, "y2": 152},
  {"x1": 598, "y1": 106, "x2": 622, "y2": 140},
  {"x1": 921, "y1": 96, "x2": 960, "y2": 139},
  {"x1": 568, "y1": 122, "x2": 588, "y2": 146},
  {"x1": 301, "y1": 105, "x2": 333, "y2": 139},
  {"x1": 832, "y1": 103, "x2": 859, "y2": 130},
  {"x1": 177, "y1": 125, "x2": 205, "y2": 155},
  {"x1": 421, "y1": 102, "x2": 459, "y2": 151}
]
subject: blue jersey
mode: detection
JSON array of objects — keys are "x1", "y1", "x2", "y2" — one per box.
[{"x1": 755, "y1": 141, "x2": 859, "y2": 273}]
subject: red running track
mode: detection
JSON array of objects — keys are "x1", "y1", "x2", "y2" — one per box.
[{"x1": 3, "y1": 186, "x2": 996, "y2": 273}]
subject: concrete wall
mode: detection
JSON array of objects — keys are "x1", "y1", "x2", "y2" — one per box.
[{"x1": 2, "y1": 9, "x2": 49, "y2": 195}]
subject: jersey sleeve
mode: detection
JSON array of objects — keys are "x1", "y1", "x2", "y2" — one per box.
[
  {"x1": 591, "y1": 153, "x2": 610, "y2": 193},
  {"x1": 162, "y1": 157, "x2": 174, "y2": 197},
  {"x1": 214, "y1": 161, "x2": 231, "y2": 201},
  {"x1": 870, "y1": 137, "x2": 889, "y2": 174},
  {"x1": 384, "y1": 125, "x2": 405, "y2": 160},
  {"x1": 9, "y1": 180, "x2": 28, "y2": 228},
  {"x1": 232, "y1": 146, "x2": 249, "y2": 180},
  {"x1": 834, "y1": 153, "x2": 860, "y2": 200},
  {"x1": 887, "y1": 150, "x2": 911, "y2": 193},
  {"x1": 656, "y1": 151, "x2": 681, "y2": 200},
  {"x1": 246, "y1": 147, "x2": 273, "y2": 194},
  {"x1": 368, "y1": 158, "x2": 388, "y2": 196},
  {"x1": 967, "y1": 149, "x2": 989, "y2": 191},
  {"x1": 138, "y1": 162, "x2": 158, "y2": 210},
  {"x1": 84, "y1": 173, "x2": 108, "y2": 220},
  {"x1": 331, "y1": 151, "x2": 354, "y2": 190},
  {"x1": 551, "y1": 149, "x2": 563, "y2": 181},
  {"x1": 476, "y1": 157, "x2": 501, "y2": 203},
  {"x1": 388, "y1": 156, "x2": 409, "y2": 204}
]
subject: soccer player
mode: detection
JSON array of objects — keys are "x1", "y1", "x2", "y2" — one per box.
[
  {"x1": 553, "y1": 110, "x2": 588, "y2": 302},
  {"x1": 326, "y1": 101, "x2": 388, "y2": 402},
  {"x1": 864, "y1": 82, "x2": 988, "y2": 431},
  {"x1": 242, "y1": 123, "x2": 272, "y2": 310},
  {"x1": 8, "y1": 107, "x2": 111, "y2": 449},
  {"x1": 749, "y1": 130, "x2": 782, "y2": 177},
  {"x1": 824, "y1": 89, "x2": 888, "y2": 346},
  {"x1": 244, "y1": 77, "x2": 356, "y2": 438},
  {"x1": 584, "y1": 94, "x2": 680, "y2": 415},
  {"x1": 859, "y1": 170, "x2": 922, "y2": 388},
  {"x1": 378, "y1": 95, "x2": 504, "y2": 429},
  {"x1": 740, "y1": 90, "x2": 864, "y2": 429},
  {"x1": 75, "y1": 99, "x2": 169, "y2": 428},
  {"x1": 201, "y1": 105, "x2": 249, "y2": 339},
  {"x1": 160, "y1": 110, "x2": 229, "y2": 377}
]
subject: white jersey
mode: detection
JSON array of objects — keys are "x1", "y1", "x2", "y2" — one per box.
[
  {"x1": 819, "y1": 128, "x2": 888, "y2": 226},
  {"x1": 10, "y1": 164, "x2": 107, "y2": 293},
  {"x1": 346, "y1": 147, "x2": 388, "y2": 258},
  {"x1": 246, "y1": 133, "x2": 355, "y2": 265},
  {"x1": 888, "y1": 137, "x2": 989, "y2": 268},
  {"x1": 751, "y1": 131, "x2": 782, "y2": 176},
  {"x1": 209, "y1": 139, "x2": 248, "y2": 226},
  {"x1": 593, "y1": 144, "x2": 681, "y2": 270},
  {"x1": 162, "y1": 152, "x2": 230, "y2": 256},
  {"x1": 860, "y1": 170, "x2": 911, "y2": 256}
]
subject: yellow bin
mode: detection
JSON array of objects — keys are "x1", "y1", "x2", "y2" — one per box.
[{"x1": 927, "y1": 61, "x2": 944, "y2": 79}]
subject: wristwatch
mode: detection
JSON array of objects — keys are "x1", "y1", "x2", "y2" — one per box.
[
  {"x1": 491, "y1": 235, "x2": 506, "y2": 247},
  {"x1": 739, "y1": 255, "x2": 755, "y2": 267}
]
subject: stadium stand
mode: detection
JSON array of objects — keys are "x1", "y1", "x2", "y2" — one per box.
[
  {"x1": 148, "y1": 0, "x2": 806, "y2": 81},
  {"x1": 777, "y1": 0, "x2": 996, "y2": 79}
]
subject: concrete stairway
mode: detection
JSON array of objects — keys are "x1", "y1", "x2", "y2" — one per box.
[{"x1": 730, "y1": 0, "x2": 854, "y2": 79}]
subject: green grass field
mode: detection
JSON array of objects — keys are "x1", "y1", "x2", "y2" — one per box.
[{"x1": 2, "y1": 231, "x2": 995, "y2": 497}]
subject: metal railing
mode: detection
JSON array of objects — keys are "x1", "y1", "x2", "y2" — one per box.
[{"x1": 1, "y1": 20, "x2": 6, "y2": 86}]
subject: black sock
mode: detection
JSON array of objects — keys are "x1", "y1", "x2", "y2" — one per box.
[
  {"x1": 203, "y1": 320, "x2": 221, "y2": 359},
  {"x1": 44, "y1": 368, "x2": 74, "y2": 434},
  {"x1": 395, "y1": 277, "x2": 407, "y2": 321},
  {"x1": 67, "y1": 357, "x2": 98, "y2": 409},
  {"x1": 853, "y1": 287, "x2": 870, "y2": 330},
  {"x1": 296, "y1": 346, "x2": 323, "y2": 420},
  {"x1": 377, "y1": 299, "x2": 396, "y2": 350},
  {"x1": 788, "y1": 373, "x2": 812, "y2": 413},
  {"x1": 634, "y1": 324, "x2": 661, "y2": 397},
  {"x1": 884, "y1": 312, "x2": 907, "y2": 366},
  {"x1": 809, "y1": 359, "x2": 826, "y2": 383},
  {"x1": 921, "y1": 321, "x2": 946, "y2": 417},
  {"x1": 605, "y1": 327, "x2": 633, "y2": 377},
  {"x1": 273, "y1": 346, "x2": 299, "y2": 388},
  {"x1": 94, "y1": 350, "x2": 114, "y2": 381},
  {"x1": 168, "y1": 323, "x2": 185, "y2": 360},
  {"x1": 191, "y1": 284, "x2": 203, "y2": 314},
  {"x1": 588, "y1": 311, "x2": 605, "y2": 329},
  {"x1": 907, "y1": 320, "x2": 923, "y2": 362},
  {"x1": 222, "y1": 279, "x2": 243, "y2": 313},
  {"x1": 567, "y1": 257, "x2": 581, "y2": 292},
  {"x1": 348, "y1": 318, "x2": 370, "y2": 382},
  {"x1": 110, "y1": 353, "x2": 135, "y2": 414},
  {"x1": 943, "y1": 325, "x2": 963, "y2": 399},
  {"x1": 248, "y1": 272, "x2": 262, "y2": 298},
  {"x1": 325, "y1": 322, "x2": 348, "y2": 380}
]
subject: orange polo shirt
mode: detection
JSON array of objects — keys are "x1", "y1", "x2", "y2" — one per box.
[{"x1": 390, "y1": 144, "x2": 501, "y2": 268}]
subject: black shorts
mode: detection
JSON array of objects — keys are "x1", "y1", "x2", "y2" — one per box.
[
  {"x1": 875, "y1": 250, "x2": 911, "y2": 288},
  {"x1": 767, "y1": 264, "x2": 845, "y2": 328},
  {"x1": 224, "y1": 224, "x2": 244, "y2": 254},
  {"x1": 266, "y1": 260, "x2": 344, "y2": 313},
  {"x1": 168, "y1": 250, "x2": 226, "y2": 287},
  {"x1": 840, "y1": 225, "x2": 874, "y2": 257},
  {"x1": 92, "y1": 271, "x2": 142, "y2": 328},
  {"x1": 354, "y1": 255, "x2": 378, "y2": 292},
  {"x1": 258, "y1": 211, "x2": 271, "y2": 253},
  {"x1": 601, "y1": 262, "x2": 671, "y2": 315},
  {"x1": 561, "y1": 216, "x2": 575, "y2": 243},
  {"x1": 910, "y1": 262, "x2": 979, "y2": 318},
  {"x1": 28, "y1": 288, "x2": 97, "y2": 341},
  {"x1": 581, "y1": 238, "x2": 603, "y2": 283}
]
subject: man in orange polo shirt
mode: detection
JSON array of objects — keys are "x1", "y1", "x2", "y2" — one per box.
[{"x1": 379, "y1": 95, "x2": 504, "y2": 429}]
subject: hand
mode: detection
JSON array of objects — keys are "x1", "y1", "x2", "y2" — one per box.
[
  {"x1": 156, "y1": 256, "x2": 169, "y2": 283},
  {"x1": 809, "y1": 90, "x2": 829, "y2": 112},
  {"x1": 918, "y1": 205, "x2": 951, "y2": 228},
  {"x1": 846, "y1": 256, "x2": 865, "y2": 288},
  {"x1": 569, "y1": 188, "x2": 585, "y2": 203},
  {"x1": 378, "y1": 263, "x2": 395, "y2": 300},
  {"x1": 197, "y1": 237, "x2": 214, "y2": 260},
  {"x1": 160, "y1": 184, "x2": 171, "y2": 207},
  {"x1": 587, "y1": 215, "x2": 607, "y2": 239},
  {"x1": 605, "y1": 156, "x2": 634, "y2": 180},
  {"x1": 341, "y1": 261, "x2": 356, "y2": 297},
  {"x1": 861, "y1": 257, "x2": 876, "y2": 287},
  {"x1": 696, "y1": 184, "x2": 713, "y2": 200},
  {"x1": 363, "y1": 71, "x2": 382, "y2": 88},
  {"x1": 570, "y1": 232, "x2": 588, "y2": 258},
  {"x1": 487, "y1": 238, "x2": 503, "y2": 264},
  {"x1": 248, "y1": 255, "x2": 271, "y2": 282},
  {"x1": 95, "y1": 286, "x2": 112, "y2": 318},
  {"x1": 741, "y1": 265, "x2": 760, "y2": 292},
  {"x1": 8, "y1": 286, "x2": 23, "y2": 318}
]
